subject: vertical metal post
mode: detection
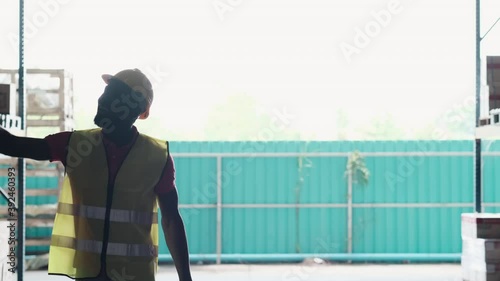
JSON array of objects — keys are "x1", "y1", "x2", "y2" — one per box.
[
  {"x1": 17, "y1": 0, "x2": 26, "y2": 279},
  {"x1": 216, "y1": 156, "x2": 222, "y2": 264},
  {"x1": 474, "y1": 0, "x2": 482, "y2": 213},
  {"x1": 347, "y1": 155, "x2": 353, "y2": 255},
  {"x1": 475, "y1": 139, "x2": 482, "y2": 213},
  {"x1": 476, "y1": 0, "x2": 481, "y2": 127}
]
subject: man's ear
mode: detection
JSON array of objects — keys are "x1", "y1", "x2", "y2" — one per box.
[{"x1": 138, "y1": 106, "x2": 150, "y2": 120}]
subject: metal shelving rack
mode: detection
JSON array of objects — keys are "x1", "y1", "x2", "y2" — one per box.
[{"x1": 0, "y1": 68, "x2": 75, "y2": 133}]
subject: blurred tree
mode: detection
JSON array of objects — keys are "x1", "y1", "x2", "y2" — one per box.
[
  {"x1": 74, "y1": 109, "x2": 95, "y2": 131},
  {"x1": 345, "y1": 150, "x2": 369, "y2": 186},
  {"x1": 72, "y1": 107, "x2": 199, "y2": 141},
  {"x1": 336, "y1": 108, "x2": 350, "y2": 140},
  {"x1": 413, "y1": 124, "x2": 438, "y2": 140},
  {"x1": 435, "y1": 103, "x2": 474, "y2": 139},
  {"x1": 414, "y1": 103, "x2": 474, "y2": 140},
  {"x1": 203, "y1": 93, "x2": 300, "y2": 141},
  {"x1": 361, "y1": 113, "x2": 405, "y2": 140}
]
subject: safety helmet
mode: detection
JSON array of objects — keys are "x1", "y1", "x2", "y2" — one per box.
[{"x1": 101, "y1": 68, "x2": 153, "y2": 119}]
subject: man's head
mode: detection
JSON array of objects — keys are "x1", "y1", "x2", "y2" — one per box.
[{"x1": 94, "y1": 68, "x2": 154, "y2": 130}]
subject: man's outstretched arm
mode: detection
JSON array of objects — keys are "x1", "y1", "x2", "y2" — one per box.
[
  {"x1": 158, "y1": 189, "x2": 192, "y2": 281},
  {"x1": 0, "y1": 126, "x2": 50, "y2": 160}
]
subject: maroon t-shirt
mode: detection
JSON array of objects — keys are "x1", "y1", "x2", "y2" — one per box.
[{"x1": 44, "y1": 126, "x2": 176, "y2": 194}]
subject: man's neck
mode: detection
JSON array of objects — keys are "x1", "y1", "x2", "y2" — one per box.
[{"x1": 102, "y1": 126, "x2": 136, "y2": 147}]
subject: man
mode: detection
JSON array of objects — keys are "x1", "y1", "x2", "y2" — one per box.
[{"x1": 0, "y1": 69, "x2": 193, "y2": 281}]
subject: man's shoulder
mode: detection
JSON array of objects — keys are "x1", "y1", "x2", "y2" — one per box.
[
  {"x1": 69, "y1": 128, "x2": 103, "y2": 142},
  {"x1": 44, "y1": 131, "x2": 73, "y2": 142},
  {"x1": 72, "y1": 128, "x2": 101, "y2": 135},
  {"x1": 138, "y1": 133, "x2": 168, "y2": 145},
  {"x1": 137, "y1": 133, "x2": 170, "y2": 161},
  {"x1": 45, "y1": 129, "x2": 102, "y2": 148}
]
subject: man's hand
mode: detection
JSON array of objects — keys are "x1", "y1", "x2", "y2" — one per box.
[{"x1": 0, "y1": 127, "x2": 51, "y2": 160}]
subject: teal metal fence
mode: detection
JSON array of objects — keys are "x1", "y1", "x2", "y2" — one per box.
[
  {"x1": 158, "y1": 140, "x2": 482, "y2": 263},
  {"x1": 3, "y1": 140, "x2": 499, "y2": 263}
]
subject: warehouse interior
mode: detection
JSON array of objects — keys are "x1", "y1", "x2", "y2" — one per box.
[{"x1": 1, "y1": 1, "x2": 500, "y2": 281}]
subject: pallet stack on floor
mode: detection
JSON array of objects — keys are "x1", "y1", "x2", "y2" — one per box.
[{"x1": 462, "y1": 213, "x2": 500, "y2": 281}]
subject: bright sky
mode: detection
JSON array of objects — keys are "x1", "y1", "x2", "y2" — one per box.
[{"x1": 1, "y1": 0, "x2": 500, "y2": 140}]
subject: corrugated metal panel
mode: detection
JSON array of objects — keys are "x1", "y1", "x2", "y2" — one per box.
[
  {"x1": 219, "y1": 208, "x2": 347, "y2": 254},
  {"x1": 221, "y1": 157, "x2": 298, "y2": 204},
  {"x1": 353, "y1": 207, "x2": 468, "y2": 253},
  {"x1": 221, "y1": 208, "x2": 295, "y2": 254},
  {"x1": 297, "y1": 208, "x2": 347, "y2": 253},
  {"x1": 159, "y1": 209, "x2": 216, "y2": 255},
  {"x1": 354, "y1": 155, "x2": 473, "y2": 203},
  {"x1": 169, "y1": 140, "x2": 473, "y2": 153},
  {"x1": 485, "y1": 207, "x2": 500, "y2": 213},
  {"x1": 295, "y1": 157, "x2": 347, "y2": 204},
  {"x1": 176, "y1": 156, "x2": 217, "y2": 205},
  {"x1": 167, "y1": 140, "x2": 476, "y2": 257}
]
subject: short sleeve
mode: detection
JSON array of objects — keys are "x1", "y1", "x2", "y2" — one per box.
[
  {"x1": 154, "y1": 154, "x2": 177, "y2": 195},
  {"x1": 44, "y1": 131, "x2": 72, "y2": 165}
]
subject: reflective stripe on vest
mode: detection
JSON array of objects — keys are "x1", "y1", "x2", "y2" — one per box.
[
  {"x1": 57, "y1": 202, "x2": 158, "y2": 225},
  {"x1": 51, "y1": 235, "x2": 158, "y2": 257}
]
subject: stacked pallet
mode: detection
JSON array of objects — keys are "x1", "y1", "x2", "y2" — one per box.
[{"x1": 462, "y1": 213, "x2": 500, "y2": 281}]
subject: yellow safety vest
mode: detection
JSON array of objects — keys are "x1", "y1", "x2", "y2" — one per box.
[{"x1": 48, "y1": 129, "x2": 168, "y2": 281}]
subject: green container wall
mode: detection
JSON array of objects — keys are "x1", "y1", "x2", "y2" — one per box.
[
  {"x1": 4, "y1": 140, "x2": 500, "y2": 258},
  {"x1": 159, "y1": 140, "x2": 477, "y2": 257}
]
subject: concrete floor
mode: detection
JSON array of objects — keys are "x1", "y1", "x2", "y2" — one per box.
[{"x1": 16, "y1": 263, "x2": 463, "y2": 281}]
